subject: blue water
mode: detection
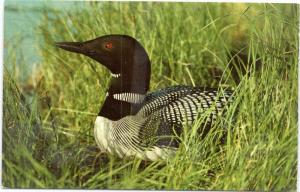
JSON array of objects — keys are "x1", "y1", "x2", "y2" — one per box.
[{"x1": 4, "y1": 0, "x2": 83, "y2": 78}]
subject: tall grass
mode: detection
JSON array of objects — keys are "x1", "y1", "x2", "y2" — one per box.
[{"x1": 3, "y1": 2, "x2": 298, "y2": 190}]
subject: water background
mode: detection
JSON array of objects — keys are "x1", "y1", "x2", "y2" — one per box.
[{"x1": 4, "y1": 0, "x2": 84, "y2": 79}]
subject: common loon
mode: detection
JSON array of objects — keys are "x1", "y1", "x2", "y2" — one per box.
[{"x1": 56, "y1": 35, "x2": 233, "y2": 161}]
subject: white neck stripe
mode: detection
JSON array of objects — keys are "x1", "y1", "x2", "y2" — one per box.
[
  {"x1": 111, "y1": 73, "x2": 121, "y2": 78},
  {"x1": 113, "y1": 92, "x2": 145, "y2": 103}
]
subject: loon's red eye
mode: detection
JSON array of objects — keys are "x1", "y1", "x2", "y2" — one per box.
[{"x1": 105, "y1": 42, "x2": 113, "y2": 49}]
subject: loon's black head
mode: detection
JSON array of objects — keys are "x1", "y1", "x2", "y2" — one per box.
[
  {"x1": 56, "y1": 35, "x2": 150, "y2": 78},
  {"x1": 56, "y1": 35, "x2": 151, "y2": 120}
]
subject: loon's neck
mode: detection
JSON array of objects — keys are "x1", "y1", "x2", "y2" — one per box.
[{"x1": 98, "y1": 50, "x2": 151, "y2": 121}]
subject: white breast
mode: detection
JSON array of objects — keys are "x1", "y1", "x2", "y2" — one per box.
[
  {"x1": 94, "y1": 115, "x2": 176, "y2": 161},
  {"x1": 94, "y1": 116, "x2": 113, "y2": 153}
]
